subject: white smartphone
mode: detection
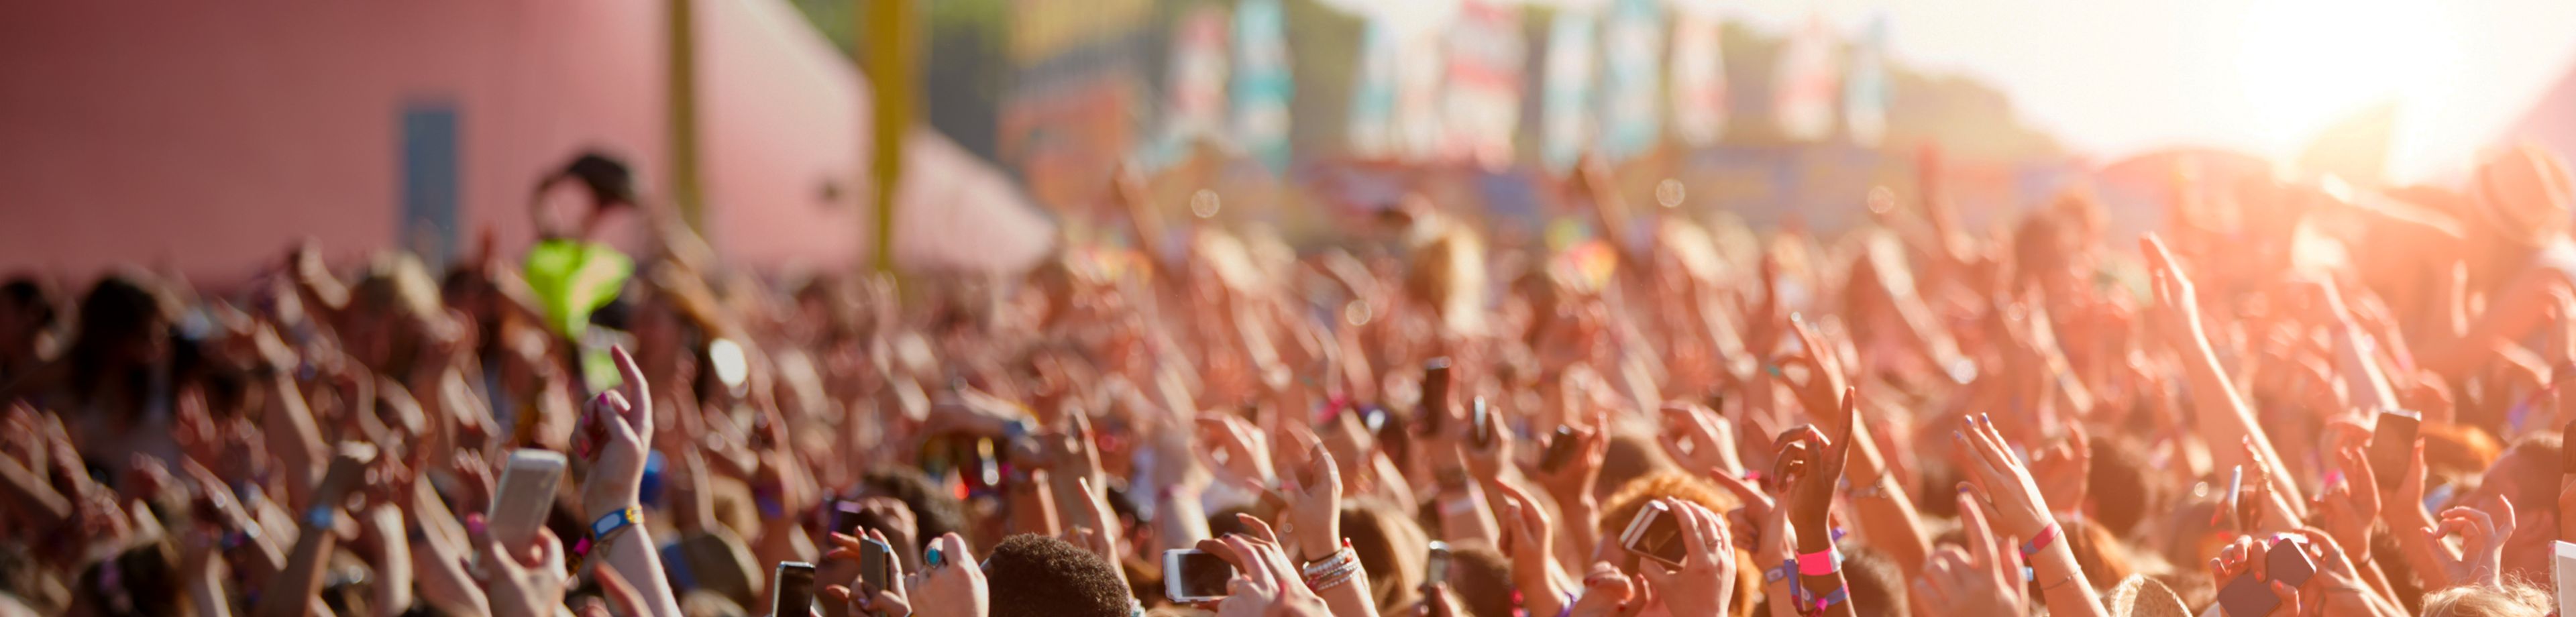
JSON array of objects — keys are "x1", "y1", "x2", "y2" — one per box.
[
  {"x1": 1163, "y1": 549, "x2": 1236, "y2": 602},
  {"x1": 2555, "y1": 541, "x2": 2576, "y2": 614},
  {"x1": 488, "y1": 449, "x2": 568, "y2": 551},
  {"x1": 1618, "y1": 501, "x2": 1688, "y2": 567}
]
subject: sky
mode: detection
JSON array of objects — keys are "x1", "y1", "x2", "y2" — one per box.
[{"x1": 1325, "y1": 0, "x2": 2576, "y2": 182}]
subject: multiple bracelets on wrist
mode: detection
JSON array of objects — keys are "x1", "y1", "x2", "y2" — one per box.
[{"x1": 1300, "y1": 539, "x2": 1362, "y2": 593}]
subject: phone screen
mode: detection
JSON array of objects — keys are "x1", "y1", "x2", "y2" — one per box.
[
  {"x1": 1421, "y1": 358, "x2": 1454, "y2": 431},
  {"x1": 859, "y1": 538, "x2": 894, "y2": 592},
  {"x1": 1621, "y1": 504, "x2": 1687, "y2": 567},
  {"x1": 1539, "y1": 426, "x2": 1580, "y2": 472},
  {"x1": 1470, "y1": 398, "x2": 1495, "y2": 447},
  {"x1": 773, "y1": 561, "x2": 816, "y2": 617},
  {"x1": 2216, "y1": 569, "x2": 2281, "y2": 617},
  {"x1": 1425, "y1": 541, "x2": 1453, "y2": 586},
  {"x1": 2266, "y1": 537, "x2": 2315, "y2": 587},
  {"x1": 1170, "y1": 551, "x2": 1236, "y2": 600},
  {"x1": 2371, "y1": 409, "x2": 2422, "y2": 491}
]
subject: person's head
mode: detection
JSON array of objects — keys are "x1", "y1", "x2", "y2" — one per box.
[
  {"x1": 1597, "y1": 472, "x2": 1737, "y2": 541},
  {"x1": 534, "y1": 151, "x2": 639, "y2": 239},
  {"x1": 2086, "y1": 434, "x2": 2166, "y2": 539},
  {"x1": 2464, "y1": 142, "x2": 2574, "y2": 259},
  {"x1": 67, "y1": 270, "x2": 178, "y2": 384},
  {"x1": 981, "y1": 535, "x2": 1133, "y2": 617},
  {"x1": 0, "y1": 276, "x2": 57, "y2": 354},
  {"x1": 1596, "y1": 428, "x2": 1676, "y2": 503},
  {"x1": 2470, "y1": 435, "x2": 2561, "y2": 579},
  {"x1": 1443, "y1": 545, "x2": 1517, "y2": 617},
  {"x1": 344, "y1": 254, "x2": 448, "y2": 376},
  {"x1": 1831, "y1": 547, "x2": 1908, "y2": 617},
  {"x1": 1340, "y1": 498, "x2": 1431, "y2": 612},
  {"x1": 2421, "y1": 583, "x2": 2553, "y2": 617},
  {"x1": 861, "y1": 468, "x2": 968, "y2": 544},
  {"x1": 2053, "y1": 516, "x2": 2135, "y2": 590}
]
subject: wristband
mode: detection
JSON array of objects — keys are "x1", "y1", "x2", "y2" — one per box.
[
  {"x1": 1796, "y1": 549, "x2": 1838, "y2": 576},
  {"x1": 1765, "y1": 560, "x2": 1796, "y2": 583},
  {"x1": 591, "y1": 506, "x2": 643, "y2": 542},
  {"x1": 1801, "y1": 587, "x2": 1847, "y2": 615},
  {"x1": 2021, "y1": 523, "x2": 2061, "y2": 558},
  {"x1": 303, "y1": 506, "x2": 337, "y2": 529}
]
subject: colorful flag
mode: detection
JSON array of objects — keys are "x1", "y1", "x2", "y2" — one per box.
[
  {"x1": 1596, "y1": 0, "x2": 1663, "y2": 162},
  {"x1": 1668, "y1": 7, "x2": 1727, "y2": 147},
  {"x1": 1442, "y1": 0, "x2": 1525, "y2": 167},
  {"x1": 1774, "y1": 15, "x2": 1839, "y2": 142},
  {"x1": 1232, "y1": 0, "x2": 1293, "y2": 174},
  {"x1": 1540, "y1": 9, "x2": 1597, "y2": 170},
  {"x1": 1843, "y1": 15, "x2": 1890, "y2": 147}
]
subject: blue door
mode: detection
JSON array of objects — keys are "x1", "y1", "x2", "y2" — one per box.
[{"x1": 400, "y1": 104, "x2": 460, "y2": 267}]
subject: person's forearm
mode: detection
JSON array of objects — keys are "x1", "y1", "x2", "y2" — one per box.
[
  {"x1": 1007, "y1": 471, "x2": 1062, "y2": 538},
  {"x1": 2177, "y1": 337, "x2": 2303, "y2": 506},
  {"x1": 2031, "y1": 542, "x2": 2107, "y2": 617},
  {"x1": 188, "y1": 565, "x2": 237, "y2": 617},
  {"x1": 1157, "y1": 486, "x2": 1210, "y2": 551},
  {"x1": 595, "y1": 526, "x2": 685, "y2": 617},
  {"x1": 1845, "y1": 427, "x2": 1930, "y2": 577},
  {"x1": 254, "y1": 508, "x2": 340, "y2": 617},
  {"x1": 261, "y1": 374, "x2": 328, "y2": 504},
  {"x1": 0, "y1": 453, "x2": 70, "y2": 531},
  {"x1": 1317, "y1": 575, "x2": 1378, "y2": 617},
  {"x1": 364, "y1": 506, "x2": 414, "y2": 614}
]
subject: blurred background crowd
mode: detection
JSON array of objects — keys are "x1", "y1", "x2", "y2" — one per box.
[{"x1": 11, "y1": 1, "x2": 2576, "y2": 616}]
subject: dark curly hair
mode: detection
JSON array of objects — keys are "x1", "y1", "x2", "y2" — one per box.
[{"x1": 981, "y1": 535, "x2": 1132, "y2": 617}]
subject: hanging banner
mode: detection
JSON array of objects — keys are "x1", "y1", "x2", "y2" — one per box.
[
  {"x1": 1232, "y1": 0, "x2": 1293, "y2": 174},
  {"x1": 1843, "y1": 15, "x2": 1890, "y2": 147},
  {"x1": 1668, "y1": 7, "x2": 1726, "y2": 147},
  {"x1": 1596, "y1": 0, "x2": 1663, "y2": 162},
  {"x1": 1774, "y1": 15, "x2": 1839, "y2": 142},
  {"x1": 1442, "y1": 0, "x2": 1525, "y2": 167},
  {"x1": 1540, "y1": 9, "x2": 1597, "y2": 170},
  {"x1": 1348, "y1": 19, "x2": 1399, "y2": 158}
]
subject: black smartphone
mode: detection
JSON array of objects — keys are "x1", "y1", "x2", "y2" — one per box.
[
  {"x1": 1538, "y1": 426, "x2": 1581, "y2": 472},
  {"x1": 832, "y1": 500, "x2": 867, "y2": 535},
  {"x1": 1421, "y1": 358, "x2": 1454, "y2": 432},
  {"x1": 2216, "y1": 567, "x2": 2281, "y2": 617},
  {"x1": 2561, "y1": 420, "x2": 2576, "y2": 477},
  {"x1": 772, "y1": 561, "x2": 816, "y2": 617},
  {"x1": 2371, "y1": 408, "x2": 2422, "y2": 491},
  {"x1": 2266, "y1": 535, "x2": 2315, "y2": 588},
  {"x1": 1470, "y1": 397, "x2": 1495, "y2": 448},
  {"x1": 1617, "y1": 502, "x2": 1688, "y2": 567}
]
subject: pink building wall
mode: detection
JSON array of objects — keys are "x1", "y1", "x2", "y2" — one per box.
[{"x1": 0, "y1": 0, "x2": 869, "y2": 284}]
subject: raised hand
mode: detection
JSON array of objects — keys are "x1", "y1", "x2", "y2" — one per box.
[
  {"x1": 1195, "y1": 414, "x2": 1277, "y2": 494},
  {"x1": 1491, "y1": 482, "x2": 1572, "y2": 617},
  {"x1": 469, "y1": 518, "x2": 568, "y2": 617},
  {"x1": 1275, "y1": 437, "x2": 1342, "y2": 563},
  {"x1": 1953, "y1": 413, "x2": 2053, "y2": 540},
  {"x1": 2027, "y1": 424, "x2": 2090, "y2": 516},
  {"x1": 1635, "y1": 498, "x2": 1735, "y2": 617},
  {"x1": 2313, "y1": 445, "x2": 2379, "y2": 557},
  {"x1": 1780, "y1": 388, "x2": 1858, "y2": 550},
  {"x1": 576, "y1": 347, "x2": 653, "y2": 522},
  {"x1": 1534, "y1": 408, "x2": 1609, "y2": 508},
  {"x1": 1914, "y1": 492, "x2": 2025, "y2": 617},
  {"x1": 2430, "y1": 496, "x2": 2516, "y2": 585},
  {"x1": 1198, "y1": 515, "x2": 1330, "y2": 617},
  {"x1": 2139, "y1": 234, "x2": 2205, "y2": 349},
  {"x1": 1565, "y1": 562, "x2": 1654, "y2": 617},
  {"x1": 908, "y1": 533, "x2": 989, "y2": 617},
  {"x1": 1658, "y1": 403, "x2": 1741, "y2": 478}
]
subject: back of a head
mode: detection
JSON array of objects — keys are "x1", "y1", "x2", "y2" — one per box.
[
  {"x1": 1446, "y1": 546, "x2": 1517, "y2": 617},
  {"x1": 1340, "y1": 498, "x2": 1430, "y2": 612},
  {"x1": 861, "y1": 468, "x2": 967, "y2": 543},
  {"x1": 982, "y1": 535, "x2": 1132, "y2": 617},
  {"x1": 2422, "y1": 583, "x2": 2553, "y2": 617},
  {"x1": 1839, "y1": 547, "x2": 1909, "y2": 617}
]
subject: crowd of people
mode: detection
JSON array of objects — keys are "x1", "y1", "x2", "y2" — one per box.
[{"x1": 5, "y1": 142, "x2": 2576, "y2": 617}]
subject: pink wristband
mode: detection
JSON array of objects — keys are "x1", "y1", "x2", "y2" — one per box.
[{"x1": 1796, "y1": 549, "x2": 1837, "y2": 576}]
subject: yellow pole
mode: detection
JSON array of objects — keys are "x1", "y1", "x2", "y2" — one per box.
[
  {"x1": 863, "y1": 0, "x2": 915, "y2": 273},
  {"x1": 667, "y1": 0, "x2": 704, "y2": 230}
]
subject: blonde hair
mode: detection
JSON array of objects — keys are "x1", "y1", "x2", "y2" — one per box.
[{"x1": 2422, "y1": 583, "x2": 2553, "y2": 617}]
